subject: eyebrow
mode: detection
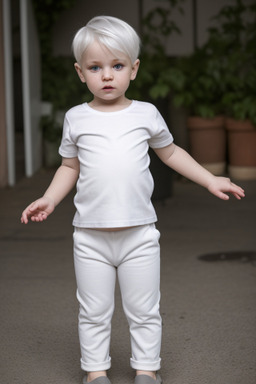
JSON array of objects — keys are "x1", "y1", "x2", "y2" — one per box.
[{"x1": 86, "y1": 58, "x2": 128, "y2": 66}]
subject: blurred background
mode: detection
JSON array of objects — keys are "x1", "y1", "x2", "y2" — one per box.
[
  {"x1": 1, "y1": 0, "x2": 255, "y2": 188},
  {"x1": 0, "y1": 3, "x2": 255, "y2": 384}
]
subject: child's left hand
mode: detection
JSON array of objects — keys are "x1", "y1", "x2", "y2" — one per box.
[{"x1": 207, "y1": 177, "x2": 245, "y2": 200}]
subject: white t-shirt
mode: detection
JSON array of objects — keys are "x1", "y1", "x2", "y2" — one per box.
[{"x1": 59, "y1": 100, "x2": 173, "y2": 228}]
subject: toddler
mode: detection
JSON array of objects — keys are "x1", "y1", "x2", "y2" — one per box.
[{"x1": 21, "y1": 15, "x2": 244, "y2": 384}]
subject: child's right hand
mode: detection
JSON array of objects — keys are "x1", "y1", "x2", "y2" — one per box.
[{"x1": 21, "y1": 196, "x2": 55, "y2": 224}]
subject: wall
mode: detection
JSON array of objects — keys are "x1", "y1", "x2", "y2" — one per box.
[
  {"x1": 0, "y1": 0, "x2": 8, "y2": 187},
  {"x1": 52, "y1": 0, "x2": 140, "y2": 57},
  {"x1": 52, "y1": 0, "x2": 236, "y2": 58}
]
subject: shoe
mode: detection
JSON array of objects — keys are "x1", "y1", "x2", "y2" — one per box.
[
  {"x1": 134, "y1": 374, "x2": 162, "y2": 384},
  {"x1": 82, "y1": 376, "x2": 112, "y2": 384}
]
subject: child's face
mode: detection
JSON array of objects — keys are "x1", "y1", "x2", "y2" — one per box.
[{"x1": 74, "y1": 41, "x2": 140, "y2": 108}]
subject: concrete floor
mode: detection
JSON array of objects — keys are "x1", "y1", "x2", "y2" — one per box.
[{"x1": 0, "y1": 169, "x2": 256, "y2": 384}]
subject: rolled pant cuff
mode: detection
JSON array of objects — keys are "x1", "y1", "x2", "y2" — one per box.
[
  {"x1": 130, "y1": 358, "x2": 161, "y2": 371},
  {"x1": 81, "y1": 357, "x2": 111, "y2": 372}
]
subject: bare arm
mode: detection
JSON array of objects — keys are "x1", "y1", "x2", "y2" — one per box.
[
  {"x1": 43, "y1": 157, "x2": 79, "y2": 206},
  {"x1": 154, "y1": 143, "x2": 245, "y2": 200},
  {"x1": 21, "y1": 157, "x2": 79, "y2": 224}
]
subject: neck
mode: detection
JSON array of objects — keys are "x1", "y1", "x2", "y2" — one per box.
[{"x1": 89, "y1": 97, "x2": 132, "y2": 112}]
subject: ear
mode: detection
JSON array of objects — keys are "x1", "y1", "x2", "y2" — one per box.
[
  {"x1": 130, "y1": 59, "x2": 140, "y2": 81},
  {"x1": 74, "y1": 63, "x2": 86, "y2": 83}
]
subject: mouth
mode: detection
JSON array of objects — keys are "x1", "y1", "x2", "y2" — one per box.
[{"x1": 103, "y1": 86, "x2": 114, "y2": 90}]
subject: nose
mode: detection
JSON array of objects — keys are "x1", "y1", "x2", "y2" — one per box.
[{"x1": 102, "y1": 67, "x2": 113, "y2": 81}]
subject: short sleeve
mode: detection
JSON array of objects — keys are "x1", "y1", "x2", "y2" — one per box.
[
  {"x1": 148, "y1": 108, "x2": 174, "y2": 149},
  {"x1": 58, "y1": 114, "x2": 78, "y2": 158}
]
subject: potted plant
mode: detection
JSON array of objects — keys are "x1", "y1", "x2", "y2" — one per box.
[
  {"x1": 149, "y1": 39, "x2": 227, "y2": 175},
  {"x1": 149, "y1": 0, "x2": 256, "y2": 178},
  {"x1": 223, "y1": 63, "x2": 256, "y2": 180},
  {"x1": 215, "y1": 0, "x2": 256, "y2": 179}
]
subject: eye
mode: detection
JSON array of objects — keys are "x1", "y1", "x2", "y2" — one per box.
[
  {"x1": 89, "y1": 65, "x2": 100, "y2": 72},
  {"x1": 113, "y1": 63, "x2": 123, "y2": 70}
]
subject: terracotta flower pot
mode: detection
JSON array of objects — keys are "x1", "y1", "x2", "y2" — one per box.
[
  {"x1": 187, "y1": 116, "x2": 226, "y2": 175},
  {"x1": 225, "y1": 118, "x2": 256, "y2": 180}
]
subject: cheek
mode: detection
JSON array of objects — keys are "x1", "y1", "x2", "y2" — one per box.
[
  {"x1": 85, "y1": 75, "x2": 96, "y2": 87},
  {"x1": 118, "y1": 73, "x2": 132, "y2": 86},
  {"x1": 85, "y1": 77, "x2": 100, "y2": 94}
]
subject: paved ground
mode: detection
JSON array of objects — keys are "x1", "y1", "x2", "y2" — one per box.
[{"x1": 0, "y1": 169, "x2": 256, "y2": 384}]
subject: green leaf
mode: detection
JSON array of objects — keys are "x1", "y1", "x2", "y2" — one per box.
[{"x1": 149, "y1": 84, "x2": 170, "y2": 99}]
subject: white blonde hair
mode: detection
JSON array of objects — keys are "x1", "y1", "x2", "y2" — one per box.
[{"x1": 72, "y1": 15, "x2": 140, "y2": 64}]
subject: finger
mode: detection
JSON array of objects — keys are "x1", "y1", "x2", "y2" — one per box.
[
  {"x1": 231, "y1": 183, "x2": 245, "y2": 195},
  {"x1": 220, "y1": 193, "x2": 230, "y2": 201},
  {"x1": 231, "y1": 181, "x2": 244, "y2": 189},
  {"x1": 21, "y1": 210, "x2": 30, "y2": 224},
  {"x1": 232, "y1": 192, "x2": 242, "y2": 200},
  {"x1": 31, "y1": 212, "x2": 47, "y2": 222},
  {"x1": 31, "y1": 215, "x2": 41, "y2": 222},
  {"x1": 21, "y1": 214, "x2": 28, "y2": 224},
  {"x1": 230, "y1": 187, "x2": 245, "y2": 198},
  {"x1": 214, "y1": 191, "x2": 230, "y2": 200},
  {"x1": 29, "y1": 202, "x2": 39, "y2": 213},
  {"x1": 31, "y1": 213, "x2": 42, "y2": 222}
]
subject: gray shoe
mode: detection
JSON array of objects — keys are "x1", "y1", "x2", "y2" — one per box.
[
  {"x1": 82, "y1": 376, "x2": 112, "y2": 384},
  {"x1": 134, "y1": 374, "x2": 162, "y2": 384}
]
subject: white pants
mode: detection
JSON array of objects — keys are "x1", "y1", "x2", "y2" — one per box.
[{"x1": 73, "y1": 224, "x2": 162, "y2": 372}]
